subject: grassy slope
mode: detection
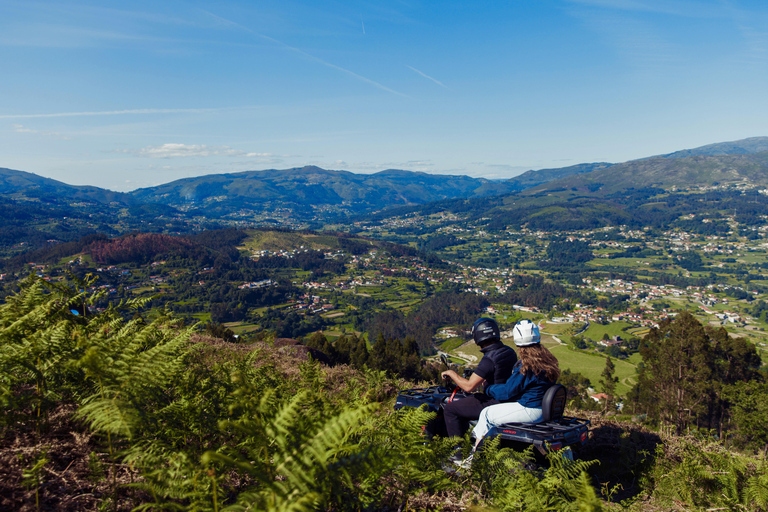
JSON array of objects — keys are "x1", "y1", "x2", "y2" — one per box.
[{"x1": 545, "y1": 339, "x2": 637, "y2": 396}]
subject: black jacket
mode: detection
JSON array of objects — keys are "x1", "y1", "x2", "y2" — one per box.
[{"x1": 476, "y1": 341, "x2": 518, "y2": 385}]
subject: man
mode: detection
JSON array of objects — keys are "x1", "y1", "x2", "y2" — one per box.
[{"x1": 440, "y1": 317, "x2": 518, "y2": 439}]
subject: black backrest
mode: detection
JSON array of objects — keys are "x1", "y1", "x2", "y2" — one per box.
[{"x1": 541, "y1": 384, "x2": 567, "y2": 422}]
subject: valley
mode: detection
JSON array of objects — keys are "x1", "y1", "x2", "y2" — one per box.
[{"x1": 4, "y1": 137, "x2": 768, "y2": 511}]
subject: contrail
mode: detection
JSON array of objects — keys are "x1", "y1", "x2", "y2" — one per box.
[
  {"x1": 407, "y1": 65, "x2": 449, "y2": 89},
  {"x1": 201, "y1": 9, "x2": 406, "y2": 97}
]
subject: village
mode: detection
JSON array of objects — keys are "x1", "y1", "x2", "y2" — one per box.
[{"x1": 11, "y1": 218, "x2": 768, "y2": 362}]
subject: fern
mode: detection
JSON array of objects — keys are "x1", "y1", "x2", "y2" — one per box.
[
  {"x1": 649, "y1": 435, "x2": 768, "y2": 511},
  {"x1": 75, "y1": 312, "x2": 194, "y2": 440},
  {"x1": 0, "y1": 275, "x2": 101, "y2": 429},
  {"x1": 477, "y1": 445, "x2": 603, "y2": 512},
  {"x1": 744, "y1": 459, "x2": 768, "y2": 510},
  {"x1": 201, "y1": 388, "x2": 383, "y2": 512}
]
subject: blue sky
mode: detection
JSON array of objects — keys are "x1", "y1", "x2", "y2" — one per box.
[{"x1": 2, "y1": 0, "x2": 767, "y2": 191}]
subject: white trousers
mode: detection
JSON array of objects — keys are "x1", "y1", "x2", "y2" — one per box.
[{"x1": 473, "y1": 402, "x2": 543, "y2": 441}]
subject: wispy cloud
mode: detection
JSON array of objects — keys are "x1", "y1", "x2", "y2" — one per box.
[
  {"x1": 567, "y1": 6, "x2": 681, "y2": 73},
  {"x1": 406, "y1": 66, "x2": 449, "y2": 89},
  {"x1": 565, "y1": 0, "x2": 723, "y2": 18},
  {"x1": 0, "y1": 0, "x2": 203, "y2": 49},
  {"x1": 719, "y1": 2, "x2": 768, "y2": 66},
  {"x1": 12, "y1": 123, "x2": 71, "y2": 140},
  {"x1": 0, "y1": 107, "x2": 257, "y2": 119},
  {"x1": 120, "y1": 143, "x2": 272, "y2": 159},
  {"x1": 200, "y1": 10, "x2": 407, "y2": 97}
]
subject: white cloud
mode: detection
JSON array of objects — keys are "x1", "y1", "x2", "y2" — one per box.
[
  {"x1": 122, "y1": 143, "x2": 272, "y2": 159},
  {"x1": 12, "y1": 123, "x2": 71, "y2": 140}
]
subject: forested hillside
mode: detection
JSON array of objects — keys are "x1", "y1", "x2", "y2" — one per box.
[{"x1": 127, "y1": 166, "x2": 520, "y2": 215}]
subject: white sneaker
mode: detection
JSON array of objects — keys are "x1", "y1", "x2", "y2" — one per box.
[{"x1": 453, "y1": 453, "x2": 473, "y2": 469}]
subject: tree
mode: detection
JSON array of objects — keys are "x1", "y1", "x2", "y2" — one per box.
[
  {"x1": 637, "y1": 311, "x2": 715, "y2": 434},
  {"x1": 707, "y1": 326, "x2": 762, "y2": 436},
  {"x1": 558, "y1": 369, "x2": 596, "y2": 410},
  {"x1": 203, "y1": 321, "x2": 237, "y2": 343},
  {"x1": 599, "y1": 357, "x2": 618, "y2": 414},
  {"x1": 723, "y1": 381, "x2": 768, "y2": 454}
]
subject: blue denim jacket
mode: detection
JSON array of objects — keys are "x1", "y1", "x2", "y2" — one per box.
[{"x1": 486, "y1": 361, "x2": 552, "y2": 408}]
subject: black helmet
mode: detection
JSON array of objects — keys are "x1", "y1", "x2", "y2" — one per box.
[{"x1": 472, "y1": 317, "x2": 500, "y2": 346}]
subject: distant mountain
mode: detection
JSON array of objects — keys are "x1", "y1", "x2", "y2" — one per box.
[
  {"x1": 128, "y1": 166, "x2": 521, "y2": 214},
  {"x1": 0, "y1": 168, "x2": 131, "y2": 204},
  {"x1": 657, "y1": 136, "x2": 768, "y2": 158},
  {"x1": 365, "y1": 137, "x2": 768, "y2": 233},
  {"x1": 525, "y1": 151, "x2": 768, "y2": 196},
  {"x1": 504, "y1": 162, "x2": 613, "y2": 191},
  {"x1": 2, "y1": 136, "x2": 768, "y2": 235}
]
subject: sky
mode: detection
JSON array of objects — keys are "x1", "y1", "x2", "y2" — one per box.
[{"x1": 2, "y1": 0, "x2": 768, "y2": 192}]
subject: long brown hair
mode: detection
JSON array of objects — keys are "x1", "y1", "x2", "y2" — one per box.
[{"x1": 518, "y1": 344, "x2": 560, "y2": 382}]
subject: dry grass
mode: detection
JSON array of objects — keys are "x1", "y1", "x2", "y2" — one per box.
[{"x1": 0, "y1": 403, "x2": 146, "y2": 511}]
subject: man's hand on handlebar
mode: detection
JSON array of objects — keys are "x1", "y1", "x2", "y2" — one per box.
[
  {"x1": 441, "y1": 369, "x2": 458, "y2": 381},
  {"x1": 441, "y1": 369, "x2": 486, "y2": 394}
]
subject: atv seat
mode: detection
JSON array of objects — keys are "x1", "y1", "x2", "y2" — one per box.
[
  {"x1": 541, "y1": 384, "x2": 567, "y2": 422},
  {"x1": 475, "y1": 383, "x2": 582, "y2": 455},
  {"x1": 469, "y1": 383, "x2": 568, "y2": 430}
]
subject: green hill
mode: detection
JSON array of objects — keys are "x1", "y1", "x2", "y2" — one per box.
[
  {"x1": 0, "y1": 167, "x2": 132, "y2": 204},
  {"x1": 128, "y1": 166, "x2": 521, "y2": 214},
  {"x1": 526, "y1": 152, "x2": 768, "y2": 196}
]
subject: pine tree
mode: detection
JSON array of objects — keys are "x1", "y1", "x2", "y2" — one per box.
[
  {"x1": 333, "y1": 334, "x2": 352, "y2": 365},
  {"x1": 723, "y1": 381, "x2": 768, "y2": 454},
  {"x1": 707, "y1": 326, "x2": 762, "y2": 436},
  {"x1": 599, "y1": 356, "x2": 618, "y2": 414},
  {"x1": 349, "y1": 334, "x2": 369, "y2": 368},
  {"x1": 638, "y1": 311, "x2": 715, "y2": 434}
]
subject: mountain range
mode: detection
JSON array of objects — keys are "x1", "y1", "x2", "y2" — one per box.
[
  {"x1": 1, "y1": 136, "x2": 767, "y2": 223},
  {"x1": 525, "y1": 152, "x2": 768, "y2": 196},
  {"x1": 0, "y1": 167, "x2": 132, "y2": 204},
  {"x1": 128, "y1": 167, "x2": 521, "y2": 214}
]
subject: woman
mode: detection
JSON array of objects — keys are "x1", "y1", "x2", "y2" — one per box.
[{"x1": 455, "y1": 319, "x2": 560, "y2": 468}]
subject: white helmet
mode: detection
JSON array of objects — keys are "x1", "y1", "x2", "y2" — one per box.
[{"x1": 513, "y1": 320, "x2": 540, "y2": 347}]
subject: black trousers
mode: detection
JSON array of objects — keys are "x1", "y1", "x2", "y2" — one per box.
[{"x1": 443, "y1": 393, "x2": 500, "y2": 439}]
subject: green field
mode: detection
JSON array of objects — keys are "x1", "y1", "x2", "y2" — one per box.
[
  {"x1": 581, "y1": 321, "x2": 634, "y2": 341},
  {"x1": 224, "y1": 321, "x2": 261, "y2": 334},
  {"x1": 546, "y1": 340, "x2": 638, "y2": 396},
  {"x1": 438, "y1": 337, "x2": 468, "y2": 352},
  {"x1": 626, "y1": 327, "x2": 650, "y2": 336}
]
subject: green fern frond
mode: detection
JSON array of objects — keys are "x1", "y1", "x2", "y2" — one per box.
[
  {"x1": 225, "y1": 490, "x2": 321, "y2": 512},
  {"x1": 78, "y1": 395, "x2": 140, "y2": 438},
  {"x1": 744, "y1": 461, "x2": 768, "y2": 510},
  {"x1": 544, "y1": 448, "x2": 599, "y2": 482},
  {"x1": 265, "y1": 391, "x2": 312, "y2": 447},
  {"x1": 573, "y1": 471, "x2": 605, "y2": 512},
  {"x1": 486, "y1": 448, "x2": 603, "y2": 512}
]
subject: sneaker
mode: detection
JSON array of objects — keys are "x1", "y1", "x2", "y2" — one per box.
[
  {"x1": 447, "y1": 446, "x2": 463, "y2": 464},
  {"x1": 453, "y1": 453, "x2": 474, "y2": 470}
]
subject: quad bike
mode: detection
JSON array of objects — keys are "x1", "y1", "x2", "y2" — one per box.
[{"x1": 394, "y1": 354, "x2": 590, "y2": 457}]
